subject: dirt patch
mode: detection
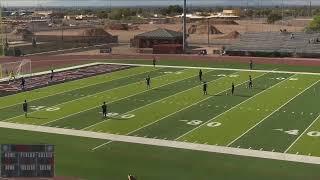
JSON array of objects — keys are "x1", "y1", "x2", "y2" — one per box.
[
  {"x1": 106, "y1": 23, "x2": 139, "y2": 31},
  {"x1": 82, "y1": 28, "x2": 112, "y2": 36},
  {"x1": 188, "y1": 24, "x2": 222, "y2": 34},
  {"x1": 216, "y1": 31, "x2": 240, "y2": 39},
  {"x1": 210, "y1": 20, "x2": 239, "y2": 25}
]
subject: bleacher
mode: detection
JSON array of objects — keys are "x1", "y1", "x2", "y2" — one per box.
[{"x1": 226, "y1": 32, "x2": 320, "y2": 57}]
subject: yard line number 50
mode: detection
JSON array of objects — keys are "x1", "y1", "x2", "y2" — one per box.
[{"x1": 183, "y1": 120, "x2": 221, "y2": 127}]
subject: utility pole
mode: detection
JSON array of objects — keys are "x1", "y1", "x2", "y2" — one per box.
[
  {"x1": 310, "y1": 1, "x2": 312, "y2": 17},
  {"x1": 183, "y1": 0, "x2": 187, "y2": 53},
  {"x1": 207, "y1": 17, "x2": 210, "y2": 47},
  {"x1": 0, "y1": 2, "x2": 4, "y2": 56},
  {"x1": 281, "y1": 0, "x2": 284, "y2": 27}
]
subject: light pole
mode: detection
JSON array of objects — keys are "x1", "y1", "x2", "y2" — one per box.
[
  {"x1": 207, "y1": 17, "x2": 210, "y2": 47},
  {"x1": 182, "y1": 0, "x2": 187, "y2": 53},
  {"x1": 281, "y1": 0, "x2": 284, "y2": 27},
  {"x1": 0, "y1": 2, "x2": 4, "y2": 56}
]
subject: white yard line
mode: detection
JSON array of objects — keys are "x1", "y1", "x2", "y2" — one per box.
[
  {"x1": 284, "y1": 114, "x2": 320, "y2": 153},
  {"x1": 41, "y1": 69, "x2": 193, "y2": 126},
  {"x1": 127, "y1": 71, "x2": 268, "y2": 136},
  {"x1": 0, "y1": 121, "x2": 320, "y2": 165},
  {"x1": 0, "y1": 67, "x2": 158, "y2": 111},
  {"x1": 4, "y1": 68, "x2": 179, "y2": 123},
  {"x1": 100, "y1": 62, "x2": 320, "y2": 76},
  {"x1": 82, "y1": 69, "x2": 223, "y2": 130},
  {"x1": 175, "y1": 74, "x2": 297, "y2": 141},
  {"x1": 227, "y1": 80, "x2": 320, "y2": 147},
  {"x1": 90, "y1": 71, "x2": 268, "y2": 150},
  {"x1": 91, "y1": 141, "x2": 113, "y2": 151}
]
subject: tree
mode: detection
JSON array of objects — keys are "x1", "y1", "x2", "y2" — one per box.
[
  {"x1": 160, "y1": 5, "x2": 183, "y2": 16},
  {"x1": 313, "y1": 9, "x2": 320, "y2": 16},
  {"x1": 267, "y1": 13, "x2": 282, "y2": 24},
  {"x1": 97, "y1": 10, "x2": 109, "y2": 19},
  {"x1": 199, "y1": 12, "x2": 211, "y2": 17},
  {"x1": 306, "y1": 15, "x2": 320, "y2": 33},
  {"x1": 108, "y1": 8, "x2": 138, "y2": 20}
]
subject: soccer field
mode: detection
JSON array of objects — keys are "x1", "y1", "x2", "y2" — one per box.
[{"x1": 1, "y1": 61, "x2": 320, "y2": 179}]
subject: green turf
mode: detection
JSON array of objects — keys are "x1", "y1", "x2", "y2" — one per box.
[
  {"x1": 0, "y1": 67, "x2": 173, "y2": 120},
  {"x1": 86, "y1": 71, "x2": 263, "y2": 134},
  {"x1": 8, "y1": 68, "x2": 199, "y2": 125},
  {"x1": 288, "y1": 115, "x2": 320, "y2": 156},
  {"x1": 0, "y1": 66, "x2": 154, "y2": 109},
  {"x1": 179, "y1": 74, "x2": 320, "y2": 145},
  {"x1": 131, "y1": 72, "x2": 291, "y2": 140},
  {"x1": 1, "y1": 60, "x2": 320, "y2": 179},
  {"x1": 104, "y1": 59, "x2": 320, "y2": 73},
  {"x1": 231, "y1": 81, "x2": 320, "y2": 152},
  {"x1": 1, "y1": 128, "x2": 320, "y2": 180},
  {"x1": 46, "y1": 70, "x2": 231, "y2": 129}
]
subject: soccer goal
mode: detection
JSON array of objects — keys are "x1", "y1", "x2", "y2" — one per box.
[{"x1": 0, "y1": 59, "x2": 32, "y2": 80}]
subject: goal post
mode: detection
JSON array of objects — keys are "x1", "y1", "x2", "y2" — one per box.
[{"x1": 0, "y1": 59, "x2": 32, "y2": 80}]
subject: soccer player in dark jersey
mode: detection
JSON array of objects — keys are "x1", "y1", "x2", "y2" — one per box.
[
  {"x1": 23, "y1": 100, "x2": 28, "y2": 117},
  {"x1": 50, "y1": 69, "x2": 54, "y2": 81},
  {"x1": 146, "y1": 75, "x2": 151, "y2": 89},
  {"x1": 250, "y1": 60, "x2": 253, "y2": 70},
  {"x1": 248, "y1": 75, "x2": 253, "y2": 89},
  {"x1": 101, "y1": 102, "x2": 107, "y2": 118},
  {"x1": 152, "y1": 57, "x2": 156, "y2": 67},
  {"x1": 231, "y1": 82, "x2": 235, "y2": 95},
  {"x1": 203, "y1": 81, "x2": 208, "y2": 95},
  {"x1": 20, "y1": 77, "x2": 25, "y2": 90},
  {"x1": 199, "y1": 69, "x2": 203, "y2": 82}
]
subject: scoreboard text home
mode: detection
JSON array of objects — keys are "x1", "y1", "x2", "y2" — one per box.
[{"x1": 0, "y1": 144, "x2": 55, "y2": 178}]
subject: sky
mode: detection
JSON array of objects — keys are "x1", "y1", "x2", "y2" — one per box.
[{"x1": 1, "y1": 0, "x2": 319, "y2": 7}]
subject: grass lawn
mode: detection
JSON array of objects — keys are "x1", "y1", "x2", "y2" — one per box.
[{"x1": 0, "y1": 59, "x2": 319, "y2": 179}]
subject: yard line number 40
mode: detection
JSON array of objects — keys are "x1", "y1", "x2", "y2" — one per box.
[{"x1": 274, "y1": 129, "x2": 320, "y2": 137}]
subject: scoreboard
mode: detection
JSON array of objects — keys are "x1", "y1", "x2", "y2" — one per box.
[{"x1": 0, "y1": 144, "x2": 54, "y2": 178}]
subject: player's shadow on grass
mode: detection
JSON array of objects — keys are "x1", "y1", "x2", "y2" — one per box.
[
  {"x1": 26, "y1": 116, "x2": 48, "y2": 120},
  {"x1": 234, "y1": 94, "x2": 252, "y2": 98},
  {"x1": 253, "y1": 87, "x2": 267, "y2": 91},
  {"x1": 213, "y1": 94, "x2": 252, "y2": 98}
]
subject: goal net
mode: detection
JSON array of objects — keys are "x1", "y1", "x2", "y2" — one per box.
[{"x1": 0, "y1": 59, "x2": 32, "y2": 80}]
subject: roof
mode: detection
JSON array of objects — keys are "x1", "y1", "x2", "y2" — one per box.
[
  {"x1": 175, "y1": 13, "x2": 239, "y2": 19},
  {"x1": 135, "y1": 28, "x2": 183, "y2": 39}
]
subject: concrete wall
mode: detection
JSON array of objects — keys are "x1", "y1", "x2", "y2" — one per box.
[{"x1": 24, "y1": 35, "x2": 118, "y2": 44}]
